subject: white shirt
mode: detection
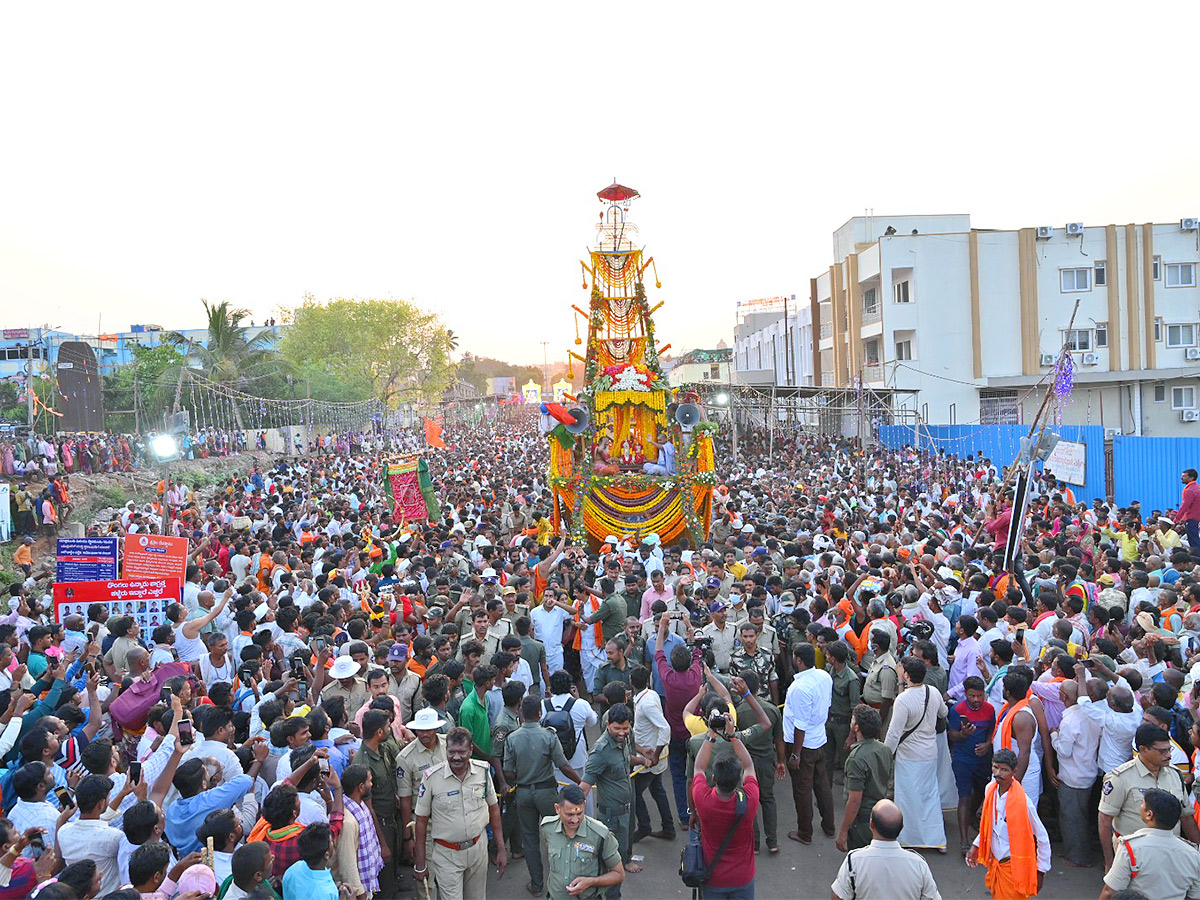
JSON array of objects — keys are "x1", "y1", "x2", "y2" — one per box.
[
  {"x1": 185, "y1": 737, "x2": 244, "y2": 786},
  {"x1": 1051, "y1": 703, "x2": 1103, "y2": 788},
  {"x1": 297, "y1": 790, "x2": 328, "y2": 825},
  {"x1": 530, "y1": 604, "x2": 570, "y2": 668},
  {"x1": 632, "y1": 688, "x2": 671, "y2": 775},
  {"x1": 1079, "y1": 695, "x2": 1139, "y2": 774},
  {"x1": 783, "y1": 667, "x2": 833, "y2": 749},
  {"x1": 972, "y1": 785, "x2": 1052, "y2": 872},
  {"x1": 9, "y1": 798, "x2": 59, "y2": 858},
  {"x1": 58, "y1": 818, "x2": 125, "y2": 896}
]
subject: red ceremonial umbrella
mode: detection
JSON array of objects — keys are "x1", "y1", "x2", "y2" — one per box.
[{"x1": 597, "y1": 181, "x2": 639, "y2": 202}]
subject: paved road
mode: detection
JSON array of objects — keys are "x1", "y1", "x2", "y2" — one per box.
[{"x1": 482, "y1": 773, "x2": 1105, "y2": 899}]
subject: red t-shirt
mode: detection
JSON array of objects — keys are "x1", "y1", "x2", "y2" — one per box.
[{"x1": 692, "y1": 772, "x2": 759, "y2": 888}]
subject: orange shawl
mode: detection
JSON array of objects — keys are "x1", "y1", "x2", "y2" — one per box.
[
  {"x1": 977, "y1": 778, "x2": 1038, "y2": 896},
  {"x1": 998, "y1": 695, "x2": 1030, "y2": 749}
]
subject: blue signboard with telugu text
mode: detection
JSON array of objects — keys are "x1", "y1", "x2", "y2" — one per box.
[{"x1": 55, "y1": 537, "x2": 119, "y2": 583}]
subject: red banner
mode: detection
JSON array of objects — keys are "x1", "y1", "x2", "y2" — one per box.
[{"x1": 54, "y1": 577, "x2": 179, "y2": 641}]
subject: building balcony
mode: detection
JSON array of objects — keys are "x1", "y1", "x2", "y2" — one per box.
[
  {"x1": 863, "y1": 363, "x2": 885, "y2": 383},
  {"x1": 861, "y1": 306, "x2": 881, "y2": 326},
  {"x1": 820, "y1": 372, "x2": 836, "y2": 387},
  {"x1": 819, "y1": 322, "x2": 833, "y2": 339}
]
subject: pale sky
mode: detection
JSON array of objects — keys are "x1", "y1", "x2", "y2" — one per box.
[{"x1": 3, "y1": 2, "x2": 1199, "y2": 369}]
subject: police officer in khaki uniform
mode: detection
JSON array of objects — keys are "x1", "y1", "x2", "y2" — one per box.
[
  {"x1": 504, "y1": 696, "x2": 582, "y2": 896},
  {"x1": 414, "y1": 726, "x2": 507, "y2": 900},
  {"x1": 1101, "y1": 787, "x2": 1200, "y2": 900},
  {"x1": 1098, "y1": 724, "x2": 1200, "y2": 873},
  {"x1": 540, "y1": 785, "x2": 625, "y2": 900},
  {"x1": 861, "y1": 631, "x2": 899, "y2": 728},
  {"x1": 830, "y1": 799, "x2": 940, "y2": 900},
  {"x1": 398, "y1": 708, "x2": 449, "y2": 868}
]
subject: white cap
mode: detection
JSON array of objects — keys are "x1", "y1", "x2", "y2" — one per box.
[{"x1": 482, "y1": 568, "x2": 498, "y2": 579}]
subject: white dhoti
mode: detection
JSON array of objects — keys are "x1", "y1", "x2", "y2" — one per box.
[
  {"x1": 894, "y1": 756, "x2": 947, "y2": 849},
  {"x1": 936, "y1": 733, "x2": 957, "y2": 810},
  {"x1": 581, "y1": 645, "x2": 605, "y2": 691}
]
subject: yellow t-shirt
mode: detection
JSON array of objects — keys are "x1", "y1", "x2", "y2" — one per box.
[{"x1": 684, "y1": 701, "x2": 738, "y2": 736}]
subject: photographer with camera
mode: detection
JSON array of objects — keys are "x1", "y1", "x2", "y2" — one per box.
[{"x1": 691, "y1": 704, "x2": 759, "y2": 899}]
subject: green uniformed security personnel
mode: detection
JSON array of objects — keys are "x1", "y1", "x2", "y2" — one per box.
[
  {"x1": 540, "y1": 785, "x2": 625, "y2": 900},
  {"x1": 861, "y1": 631, "x2": 898, "y2": 728},
  {"x1": 580, "y1": 703, "x2": 648, "y2": 898},
  {"x1": 397, "y1": 708, "x2": 449, "y2": 877},
  {"x1": 359, "y1": 708, "x2": 403, "y2": 896},
  {"x1": 834, "y1": 704, "x2": 892, "y2": 851},
  {"x1": 825, "y1": 641, "x2": 861, "y2": 776},
  {"x1": 1101, "y1": 787, "x2": 1200, "y2": 900},
  {"x1": 1098, "y1": 723, "x2": 1200, "y2": 873},
  {"x1": 504, "y1": 696, "x2": 582, "y2": 896},
  {"x1": 414, "y1": 726, "x2": 507, "y2": 900}
]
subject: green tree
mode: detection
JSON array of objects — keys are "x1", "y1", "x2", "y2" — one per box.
[
  {"x1": 103, "y1": 343, "x2": 186, "y2": 432},
  {"x1": 279, "y1": 296, "x2": 453, "y2": 409}
]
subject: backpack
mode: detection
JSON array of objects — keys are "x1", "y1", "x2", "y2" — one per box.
[{"x1": 542, "y1": 697, "x2": 578, "y2": 759}]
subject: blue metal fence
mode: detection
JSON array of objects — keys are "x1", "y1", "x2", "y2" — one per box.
[
  {"x1": 1111, "y1": 436, "x2": 1200, "y2": 511},
  {"x1": 876, "y1": 424, "x2": 1108, "y2": 504}
]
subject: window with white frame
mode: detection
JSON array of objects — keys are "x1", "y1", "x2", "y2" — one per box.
[
  {"x1": 1154, "y1": 255, "x2": 1162, "y2": 280},
  {"x1": 1095, "y1": 322, "x2": 1108, "y2": 348},
  {"x1": 1156, "y1": 317, "x2": 1164, "y2": 342},
  {"x1": 1095, "y1": 261, "x2": 1107, "y2": 286},
  {"x1": 1155, "y1": 383, "x2": 1167, "y2": 402},
  {"x1": 1165, "y1": 263, "x2": 1197, "y2": 288},
  {"x1": 1060, "y1": 268, "x2": 1091, "y2": 292},
  {"x1": 1167, "y1": 323, "x2": 1197, "y2": 347},
  {"x1": 894, "y1": 281, "x2": 911, "y2": 303},
  {"x1": 863, "y1": 287, "x2": 878, "y2": 314},
  {"x1": 1063, "y1": 329, "x2": 1091, "y2": 351},
  {"x1": 895, "y1": 339, "x2": 913, "y2": 360},
  {"x1": 1174, "y1": 385, "x2": 1196, "y2": 410},
  {"x1": 865, "y1": 340, "x2": 881, "y2": 364}
]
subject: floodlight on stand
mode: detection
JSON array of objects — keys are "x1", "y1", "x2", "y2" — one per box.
[
  {"x1": 151, "y1": 434, "x2": 179, "y2": 461},
  {"x1": 713, "y1": 392, "x2": 729, "y2": 406},
  {"x1": 1034, "y1": 430, "x2": 1060, "y2": 462}
]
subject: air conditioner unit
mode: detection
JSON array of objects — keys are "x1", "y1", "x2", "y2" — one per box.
[
  {"x1": 1182, "y1": 217, "x2": 1199, "y2": 231},
  {"x1": 1035, "y1": 226, "x2": 1053, "y2": 240},
  {"x1": 1186, "y1": 348, "x2": 1200, "y2": 361},
  {"x1": 1183, "y1": 410, "x2": 1200, "y2": 422},
  {"x1": 1081, "y1": 352, "x2": 1100, "y2": 365},
  {"x1": 1039, "y1": 353, "x2": 1056, "y2": 366},
  {"x1": 1065, "y1": 222, "x2": 1085, "y2": 236},
  {"x1": 1104, "y1": 427, "x2": 1120, "y2": 439}
]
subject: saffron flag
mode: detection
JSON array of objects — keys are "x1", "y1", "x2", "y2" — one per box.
[{"x1": 425, "y1": 417, "x2": 446, "y2": 449}]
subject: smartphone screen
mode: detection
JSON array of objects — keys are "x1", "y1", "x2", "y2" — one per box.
[
  {"x1": 129, "y1": 761, "x2": 142, "y2": 785},
  {"x1": 178, "y1": 719, "x2": 194, "y2": 745},
  {"x1": 160, "y1": 686, "x2": 172, "y2": 704},
  {"x1": 297, "y1": 681, "x2": 309, "y2": 703},
  {"x1": 54, "y1": 787, "x2": 74, "y2": 808}
]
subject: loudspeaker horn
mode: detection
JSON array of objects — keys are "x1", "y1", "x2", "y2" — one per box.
[
  {"x1": 564, "y1": 407, "x2": 591, "y2": 435},
  {"x1": 675, "y1": 403, "x2": 702, "y2": 431}
]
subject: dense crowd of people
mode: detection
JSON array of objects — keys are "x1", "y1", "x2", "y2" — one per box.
[{"x1": 0, "y1": 413, "x2": 1198, "y2": 899}]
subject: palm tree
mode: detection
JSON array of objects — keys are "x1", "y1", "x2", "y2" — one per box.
[
  {"x1": 445, "y1": 329, "x2": 459, "y2": 353},
  {"x1": 167, "y1": 301, "x2": 280, "y2": 387},
  {"x1": 166, "y1": 300, "x2": 285, "y2": 426}
]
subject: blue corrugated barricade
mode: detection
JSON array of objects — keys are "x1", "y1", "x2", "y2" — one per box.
[
  {"x1": 1111, "y1": 436, "x2": 1200, "y2": 512},
  {"x1": 876, "y1": 424, "x2": 1107, "y2": 504}
]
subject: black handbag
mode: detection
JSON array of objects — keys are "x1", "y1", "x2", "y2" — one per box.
[{"x1": 680, "y1": 789, "x2": 748, "y2": 888}]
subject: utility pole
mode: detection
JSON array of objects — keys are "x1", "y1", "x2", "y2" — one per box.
[
  {"x1": 24, "y1": 342, "x2": 34, "y2": 428},
  {"x1": 133, "y1": 373, "x2": 141, "y2": 434},
  {"x1": 305, "y1": 376, "x2": 313, "y2": 453},
  {"x1": 540, "y1": 341, "x2": 549, "y2": 394}
]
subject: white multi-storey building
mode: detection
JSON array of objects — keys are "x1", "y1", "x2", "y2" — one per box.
[
  {"x1": 811, "y1": 214, "x2": 1200, "y2": 435},
  {"x1": 733, "y1": 301, "x2": 815, "y2": 387}
]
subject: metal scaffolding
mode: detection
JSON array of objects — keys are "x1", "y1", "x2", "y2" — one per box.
[{"x1": 675, "y1": 381, "x2": 923, "y2": 455}]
